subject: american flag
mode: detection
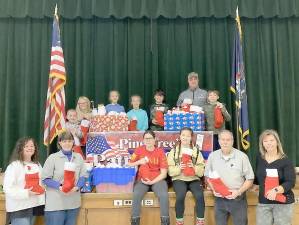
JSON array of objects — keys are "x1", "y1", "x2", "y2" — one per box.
[
  {"x1": 86, "y1": 135, "x2": 113, "y2": 155},
  {"x1": 43, "y1": 11, "x2": 66, "y2": 145}
]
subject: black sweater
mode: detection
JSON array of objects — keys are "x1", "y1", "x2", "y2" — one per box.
[{"x1": 254, "y1": 154, "x2": 296, "y2": 204}]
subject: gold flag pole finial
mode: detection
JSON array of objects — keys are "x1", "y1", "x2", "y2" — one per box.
[
  {"x1": 236, "y1": 6, "x2": 242, "y2": 39},
  {"x1": 54, "y1": 4, "x2": 58, "y2": 20}
]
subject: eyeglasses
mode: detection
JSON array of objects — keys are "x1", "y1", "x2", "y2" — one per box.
[
  {"x1": 144, "y1": 137, "x2": 154, "y2": 140},
  {"x1": 78, "y1": 102, "x2": 87, "y2": 105},
  {"x1": 60, "y1": 140, "x2": 74, "y2": 143}
]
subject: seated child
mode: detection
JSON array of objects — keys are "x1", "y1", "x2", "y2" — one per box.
[
  {"x1": 203, "y1": 90, "x2": 231, "y2": 150},
  {"x1": 149, "y1": 89, "x2": 169, "y2": 131},
  {"x1": 127, "y1": 95, "x2": 149, "y2": 131},
  {"x1": 105, "y1": 90, "x2": 125, "y2": 113},
  {"x1": 65, "y1": 109, "x2": 85, "y2": 157}
]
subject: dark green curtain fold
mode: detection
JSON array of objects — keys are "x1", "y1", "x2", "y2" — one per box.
[
  {"x1": 242, "y1": 18, "x2": 299, "y2": 163},
  {"x1": 0, "y1": 18, "x2": 52, "y2": 167},
  {"x1": 2, "y1": 0, "x2": 299, "y2": 19},
  {"x1": 1, "y1": 16, "x2": 299, "y2": 168},
  {"x1": 239, "y1": 0, "x2": 299, "y2": 18},
  {"x1": 0, "y1": 0, "x2": 236, "y2": 19}
]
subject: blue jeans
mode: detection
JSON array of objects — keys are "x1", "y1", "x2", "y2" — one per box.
[
  {"x1": 45, "y1": 208, "x2": 79, "y2": 225},
  {"x1": 11, "y1": 216, "x2": 34, "y2": 225}
]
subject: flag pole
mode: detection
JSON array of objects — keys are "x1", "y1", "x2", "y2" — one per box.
[
  {"x1": 235, "y1": 7, "x2": 241, "y2": 150},
  {"x1": 235, "y1": 102, "x2": 241, "y2": 150}
]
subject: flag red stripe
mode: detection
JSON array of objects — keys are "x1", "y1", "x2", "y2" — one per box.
[
  {"x1": 51, "y1": 51, "x2": 64, "y2": 58},
  {"x1": 50, "y1": 60, "x2": 65, "y2": 68}
]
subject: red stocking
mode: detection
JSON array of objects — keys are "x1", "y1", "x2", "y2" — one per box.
[
  {"x1": 182, "y1": 99, "x2": 192, "y2": 112},
  {"x1": 208, "y1": 171, "x2": 231, "y2": 197},
  {"x1": 214, "y1": 107, "x2": 224, "y2": 129},
  {"x1": 155, "y1": 111, "x2": 165, "y2": 127},
  {"x1": 73, "y1": 145, "x2": 85, "y2": 159},
  {"x1": 181, "y1": 148, "x2": 195, "y2": 176},
  {"x1": 128, "y1": 119, "x2": 138, "y2": 131},
  {"x1": 62, "y1": 162, "x2": 76, "y2": 193},
  {"x1": 181, "y1": 104, "x2": 191, "y2": 112},
  {"x1": 24, "y1": 165, "x2": 44, "y2": 194},
  {"x1": 264, "y1": 169, "x2": 286, "y2": 203},
  {"x1": 80, "y1": 119, "x2": 90, "y2": 145}
]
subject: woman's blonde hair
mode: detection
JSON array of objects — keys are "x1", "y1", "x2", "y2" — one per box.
[
  {"x1": 76, "y1": 96, "x2": 92, "y2": 121},
  {"x1": 259, "y1": 129, "x2": 285, "y2": 159}
]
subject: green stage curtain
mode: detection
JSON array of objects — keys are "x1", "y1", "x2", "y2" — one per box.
[
  {"x1": 239, "y1": 0, "x2": 299, "y2": 18},
  {"x1": 0, "y1": 0, "x2": 236, "y2": 19},
  {"x1": 242, "y1": 17, "x2": 299, "y2": 164},
  {"x1": 0, "y1": 16, "x2": 299, "y2": 168},
  {"x1": 2, "y1": 0, "x2": 299, "y2": 19}
]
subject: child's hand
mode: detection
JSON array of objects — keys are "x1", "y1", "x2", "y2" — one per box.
[
  {"x1": 141, "y1": 178, "x2": 153, "y2": 185},
  {"x1": 138, "y1": 158, "x2": 148, "y2": 165},
  {"x1": 152, "y1": 119, "x2": 157, "y2": 125},
  {"x1": 250, "y1": 184, "x2": 259, "y2": 192},
  {"x1": 213, "y1": 191, "x2": 223, "y2": 198},
  {"x1": 70, "y1": 129, "x2": 76, "y2": 137},
  {"x1": 216, "y1": 102, "x2": 223, "y2": 108},
  {"x1": 28, "y1": 187, "x2": 40, "y2": 196},
  {"x1": 187, "y1": 162, "x2": 194, "y2": 168},
  {"x1": 179, "y1": 163, "x2": 186, "y2": 170}
]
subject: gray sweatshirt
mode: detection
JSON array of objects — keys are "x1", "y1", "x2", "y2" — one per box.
[
  {"x1": 176, "y1": 87, "x2": 207, "y2": 107},
  {"x1": 203, "y1": 103, "x2": 231, "y2": 134},
  {"x1": 42, "y1": 151, "x2": 87, "y2": 211}
]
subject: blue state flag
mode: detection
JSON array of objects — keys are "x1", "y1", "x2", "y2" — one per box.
[{"x1": 230, "y1": 20, "x2": 250, "y2": 150}]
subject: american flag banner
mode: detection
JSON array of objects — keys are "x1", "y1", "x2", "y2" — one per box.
[
  {"x1": 230, "y1": 9, "x2": 250, "y2": 150},
  {"x1": 86, "y1": 135, "x2": 113, "y2": 155},
  {"x1": 104, "y1": 150, "x2": 118, "y2": 160},
  {"x1": 43, "y1": 10, "x2": 66, "y2": 146},
  {"x1": 118, "y1": 149, "x2": 130, "y2": 157}
]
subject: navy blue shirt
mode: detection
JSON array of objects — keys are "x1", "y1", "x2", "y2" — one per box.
[{"x1": 254, "y1": 154, "x2": 295, "y2": 204}]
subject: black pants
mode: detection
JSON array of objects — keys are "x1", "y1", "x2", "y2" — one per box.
[
  {"x1": 173, "y1": 180, "x2": 205, "y2": 218},
  {"x1": 213, "y1": 134, "x2": 220, "y2": 150}
]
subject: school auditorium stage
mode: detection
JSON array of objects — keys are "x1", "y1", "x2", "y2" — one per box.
[{"x1": 0, "y1": 188, "x2": 298, "y2": 225}]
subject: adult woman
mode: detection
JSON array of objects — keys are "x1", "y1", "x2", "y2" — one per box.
[
  {"x1": 4, "y1": 137, "x2": 45, "y2": 225},
  {"x1": 128, "y1": 130, "x2": 169, "y2": 225},
  {"x1": 167, "y1": 127, "x2": 205, "y2": 225},
  {"x1": 42, "y1": 131, "x2": 87, "y2": 225},
  {"x1": 255, "y1": 129, "x2": 296, "y2": 225},
  {"x1": 76, "y1": 96, "x2": 92, "y2": 121}
]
